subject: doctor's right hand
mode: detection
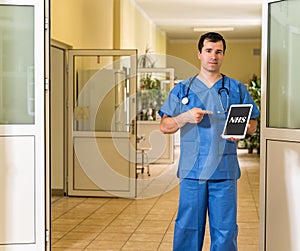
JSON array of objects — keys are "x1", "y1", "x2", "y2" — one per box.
[
  {"x1": 186, "y1": 108, "x2": 213, "y2": 124},
  {"x1": 170, "y1": 108, "x2": 213, "y2": 130}
]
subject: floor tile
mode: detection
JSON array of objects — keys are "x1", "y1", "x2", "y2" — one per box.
[
  {"x1": 51, "y1": 149, "x2": 260, "y2": 250},
  {"x1": 85, "y1": 240, "x2": 125, "y2": 250}
]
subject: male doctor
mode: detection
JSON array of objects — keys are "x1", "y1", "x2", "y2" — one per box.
[{"x1": 159, "y1": 32, "x2": 259, "y2": 250}]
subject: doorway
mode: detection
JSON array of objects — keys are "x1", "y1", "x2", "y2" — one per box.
[{"x1": 50, "y1": 40, "x2": 71, "y2": 196}]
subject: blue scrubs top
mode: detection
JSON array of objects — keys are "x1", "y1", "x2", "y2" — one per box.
[{"x1": 159, "y1": 76, "x2": 260, "y2": 180}]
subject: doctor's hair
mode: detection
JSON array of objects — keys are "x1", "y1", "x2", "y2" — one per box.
[{"x1": 198, "y1": 32, "x2": 226, "y2": 54}]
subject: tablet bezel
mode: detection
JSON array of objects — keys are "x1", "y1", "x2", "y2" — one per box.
[{"x1": 221, "y1": 104, "x2": 253, "y2": 139}]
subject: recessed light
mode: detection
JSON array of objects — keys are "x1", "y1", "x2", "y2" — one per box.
[{"x1": 193, "y1": 27, "x2": 235, "y2": 32}]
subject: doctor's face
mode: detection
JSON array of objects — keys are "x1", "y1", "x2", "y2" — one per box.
[{"x1": 198, "y1": 39, "x2": 224, "y2": 74}]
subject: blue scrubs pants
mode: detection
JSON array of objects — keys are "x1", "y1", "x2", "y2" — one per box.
[{"x1": 173, "y1": 179, "x2": 238, "y2": 251}]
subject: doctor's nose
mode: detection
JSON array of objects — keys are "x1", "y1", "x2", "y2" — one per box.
[{"x1": 212, "y1": 52, "x2": 219, "y2": 58}]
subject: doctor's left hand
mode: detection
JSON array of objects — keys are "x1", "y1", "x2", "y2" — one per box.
[{"x1": 246, "y1": 119, "x2": 258, "y2": 135}]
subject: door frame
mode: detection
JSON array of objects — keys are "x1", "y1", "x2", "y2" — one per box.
[
  {"x1": 50, "y1": 39, "x2": 72, "y2": 196},
  {"x1": 67, "y1": 49, "x2": 138, "y2": 198}
]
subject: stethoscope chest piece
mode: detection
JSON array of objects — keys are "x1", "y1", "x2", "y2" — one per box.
[
  {"x1": 181, "y1": 96, "x2": 189, "y2": 105},
  {"x1": 181, "y1": 74, "x2": 198, "y2": 105}
]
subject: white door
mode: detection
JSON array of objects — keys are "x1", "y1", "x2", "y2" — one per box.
[
  {"x1": 0, "y1": 1, "x2": 48, "y2": 251},
  {"x1": 261, "y1": 1, "x2": 300, "y2": 250},
  {"x1": 50, "y1": 43, "x2": 69, "y2": 195},
  {"x1": 67, "y1": 49, "x2": 137, "y2": 198}
]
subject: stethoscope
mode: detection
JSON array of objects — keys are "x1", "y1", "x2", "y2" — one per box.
[{"x1": 181, "y1": 73, "x2": 229, "y2": 114}]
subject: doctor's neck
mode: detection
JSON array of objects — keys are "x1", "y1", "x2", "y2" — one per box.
[{"x1": 198, "y1": 71, "x2": 222, "y2": 87}]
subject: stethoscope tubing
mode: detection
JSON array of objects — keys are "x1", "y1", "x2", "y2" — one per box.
[
  {"x1": 182, "y1": 73, "x2": 229, "y2": 113},
  {"x1": 182, "y1": 74, "x2": 198, "y2": 105}
]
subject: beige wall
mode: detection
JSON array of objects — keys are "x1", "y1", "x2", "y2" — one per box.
[
  {"x1": 223, "y1": 41, "x2": 261, "y2": 84},
  {"x1": 155, "y1": 29, "x2": 167, "y2": 55},
  {"x1": 119, "y1": 0, "x2": 166, "y2": 55},
  {"x1": 51, "y1": 0, "x2": 114, "y2": 49},
  {"x1": 51, "y1": 0, "x2": 166, "y2": 55},
  {"x1": 167, "y1": 39, "x2": 261, "y2": 85}
]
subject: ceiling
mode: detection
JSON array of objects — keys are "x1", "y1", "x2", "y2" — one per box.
[{"x1": 134, "y1": 0, "x2": 263, "y2": 41}]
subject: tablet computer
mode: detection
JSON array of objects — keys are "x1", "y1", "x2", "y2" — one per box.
[{"x1": 221, "y1": 104, "x2": 253, "y2": 139}]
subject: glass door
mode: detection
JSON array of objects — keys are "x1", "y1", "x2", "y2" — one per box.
[
  {"x1": 261, "y1": 0, "x2": 300, "y2": 250},
  {"x1": 67, "y1": 49, "x2": 137, "y2": 198},
  {"x1": 0, "y1": 0, "x2": 47, "y2": 250}
]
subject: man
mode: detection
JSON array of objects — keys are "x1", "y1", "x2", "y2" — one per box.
[{"x1": 158, "y1": 32, "x2": 259, "y2": 250}]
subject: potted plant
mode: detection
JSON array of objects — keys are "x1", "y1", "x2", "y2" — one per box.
[
  {"x1": 139, "y1": 73, "x2": 161, "y2": 90},
  {"x1": 240, "y1": 74, "x2": 261, "y2": 154},
  {"x1": 138, "y1": 73, "x2": 163, "y2": 121},
  {"x1": 138, "y1": 47, "x2": 155, "y2": 68}
]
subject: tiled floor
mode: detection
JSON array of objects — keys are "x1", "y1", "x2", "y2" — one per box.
[{"x1": 51, "y1": 149, "x2": 260, "y2": 251}]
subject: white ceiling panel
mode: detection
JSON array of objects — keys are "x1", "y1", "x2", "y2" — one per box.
[{"x1": 134, "y1": 0, "x2": 263, "y2": 41}]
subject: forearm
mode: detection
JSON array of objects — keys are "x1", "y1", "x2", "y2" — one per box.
[
  {"x1": 160, "y1": 108, "x2": 213, "y2": 134},
  {"x1": 160, "y1": 113, "x2": 189, "y2": 134}
]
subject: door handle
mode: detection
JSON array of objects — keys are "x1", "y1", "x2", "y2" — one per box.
[{"x1": 126, "y1": 120, "x2": 135, "y2": 135}]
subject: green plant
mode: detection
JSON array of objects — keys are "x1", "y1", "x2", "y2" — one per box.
[
  {"x1": 240, "y1": 74, "x2": 261, "y2": 153},
  {"x1": 139, "y1": 73, "x2": 161, "y2": 90},
  {"x1": 248, "y1": 74, "x2": 261, "y2": 108},
  {"x1": 138, "y1": 73, "x2": 164, "y2": 120}
]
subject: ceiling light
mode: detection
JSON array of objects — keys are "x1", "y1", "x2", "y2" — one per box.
[{"x1": 193, "y1": 27, "x2": 235, "y2": 32}]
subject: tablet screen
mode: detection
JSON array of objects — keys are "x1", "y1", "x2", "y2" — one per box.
[{"x1": 221, "y1": 104, "x2": 253, "y2": 139}]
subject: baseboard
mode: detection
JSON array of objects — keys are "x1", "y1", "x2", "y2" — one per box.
[{"x1": 51, "y1": 189, "x2": 64, "y2": 196}]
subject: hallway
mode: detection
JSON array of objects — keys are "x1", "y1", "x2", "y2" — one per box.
[{"x1": 51, "y1": 149, "x2": 260, "y2": 251}]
